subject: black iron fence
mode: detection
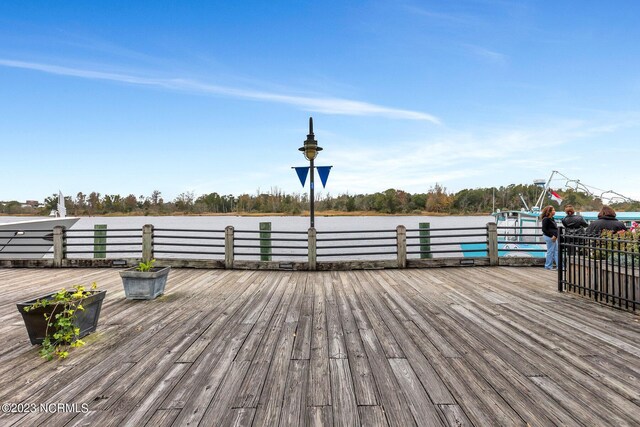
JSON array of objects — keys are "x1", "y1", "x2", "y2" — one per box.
[
  {"x1": 559, "y1": 229, "x2": 639, "y2": 312},
  {"x1": 154, "y1": 228, "x2": 225, "y2": 258},
  {"x1": 317, "y1": 229, "x2": 397, "y2": 259},
  {"x1": 65, "y1": 228, "x2": 142, "y2": 258},
  {"x1": 407, "y1": 226, "x2": 488, "y2": 258},
  {"x1": 234, "y1": 229, "x2": 308, "y2": 260}
]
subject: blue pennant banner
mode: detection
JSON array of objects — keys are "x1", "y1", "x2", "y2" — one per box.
[
  {"x1": 293, "y1": 167, "x2": 309, "y2": 187},
  {"x1": 317, "y1": 166, "x2": 333, "y2": 188}
]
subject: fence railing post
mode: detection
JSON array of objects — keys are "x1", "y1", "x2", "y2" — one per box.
[
  {"x1": 53, "y1": 225, "x2": 65, "y2": 267},
  {"x1": 557, "y1": 227, "x2": 564, "y2": 292},
  {"x1": 308, "y1": 227, "x2": 317, "y2": 271},
  {"x1": 225, "y1": 226, "x2": 234, "y2": 269},
  {"x1": 419, "y1": 222, "x2": 432, "y2": 259},
  {"x1": 397, "y1": 225, "x2": 407, "y2": 268},
  {"x1": 142, "y1": 224, "x2": 154, "y2": 263},
  {"x1": 487, "y1": 222, "x2": 498, "y2": 266},
  {"x1": 94, "y1": 224, "x2": 107, "y2": 259},
  {"x1": 259, "y1": 222, "x2": 272, "y2": 261}
]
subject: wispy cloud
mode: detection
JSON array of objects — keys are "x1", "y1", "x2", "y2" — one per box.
[
  {"x1": 315, "y1": 116, "x2": 639, "y2": 194},
  {"x1": 461, "y1": 44, "x2": 507, "y2": 64},
  {"x1": 402, "y1": 5, "x2": 508, "y2": 64},
  {"x1": 0, "y1": 58, "x2": 440, "y2": 123},
  {"x1": 403, "y1": 5, "x2": 481, "y2": 27}
]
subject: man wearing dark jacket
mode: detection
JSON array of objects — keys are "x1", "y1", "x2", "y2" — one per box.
[
  {"x1": 585, "y1": 205, "x2": 627, "y2": 235},
  {"x1": 562, "y1": 205, "x2": 588, "y2": 234}
]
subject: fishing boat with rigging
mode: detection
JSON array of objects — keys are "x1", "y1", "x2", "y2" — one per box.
[{"x1": 461, "y1": 171, "x2": 640, "y2": 258}]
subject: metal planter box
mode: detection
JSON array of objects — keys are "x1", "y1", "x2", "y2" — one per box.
[
  {"x1": 119, "y1": 266, "x2": 170, "y2": 300},
  {"x1": 17, "y1": 290, "x2": 107, "y2": 345}
]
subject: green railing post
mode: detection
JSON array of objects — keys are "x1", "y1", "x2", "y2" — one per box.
[
  {"x1": 260, "y1": 222, "x2": 272, "y2": 261},
  {"x1": 419, "y1": 222, "x2": 432, "y2": 259},
  {"x1": 94, "y1": 224, "x2": 107, "y2": 259}
]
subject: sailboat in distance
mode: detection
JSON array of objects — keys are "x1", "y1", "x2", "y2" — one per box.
[{"x1": 0, "y1": 191, "x2": 80, "y2": 259}]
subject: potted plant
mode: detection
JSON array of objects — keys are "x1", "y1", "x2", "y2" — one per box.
[
  {"x1": 119, "y1": 259, "x2": 170, "y2": 300},
  {"x1": 16, "y1": 283, "x2": 106, "y2": 360}
]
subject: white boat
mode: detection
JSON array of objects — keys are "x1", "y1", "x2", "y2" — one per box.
[
  {"x1": 462, "y1": 171, "x2": 640, "y2": 258},
  {"x1": 0, "y1": 192, "x2": 80, "y2": 259}
]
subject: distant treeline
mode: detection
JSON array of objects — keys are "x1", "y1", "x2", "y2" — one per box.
[{"x1": 2, "y1": 184, "x2": 639, "y2": 216}]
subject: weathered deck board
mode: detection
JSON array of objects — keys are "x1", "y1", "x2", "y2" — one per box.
[
  {"x1": 334, "y1": 271, "x2": 378, "y2": 406},
  {"x1": 0, "y1": 267, "x2": 638, "y2": 426},
  {"x1": 307, "y1": 273, "x2": 331, "y2": 408}
]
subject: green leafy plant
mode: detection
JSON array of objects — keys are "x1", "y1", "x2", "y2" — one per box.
[
  {"x1": 22, "y1": 283, "x2": 98, "y2": 361},
  {"x1": 594, "y1": 230, "x2": 640, "y2": 265},
  {"x1": 136, "y1": 258, "x2": 156, "y2": 272}
]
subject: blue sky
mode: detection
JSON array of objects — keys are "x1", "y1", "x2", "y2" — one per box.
[{"x1": 1, "y1": 1, "x2": 639, "y2": 203}]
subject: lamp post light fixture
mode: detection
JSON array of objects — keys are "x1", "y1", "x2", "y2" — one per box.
[{"x1": 299, "y1": 117, "x2": 322, "y2": 228}]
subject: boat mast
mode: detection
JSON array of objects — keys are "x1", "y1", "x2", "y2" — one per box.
[
  {"x1": 57, "y1": 191, "x2": 66, "y2": 218},
  {"x1": 534, "y1": 170, "x2": 557, "y2": 210},
  {"x1": 492, "y1": 188, "x2": 495, "y2": 213}
]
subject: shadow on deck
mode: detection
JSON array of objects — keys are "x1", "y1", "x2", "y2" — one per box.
[{"x1": 0, "y1": 267, "x2": 638, "y2": 426}]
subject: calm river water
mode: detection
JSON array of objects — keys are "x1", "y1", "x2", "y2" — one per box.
[
  {"x1": 1, "y1": 215, "x2": 494, "y2": 230},
  {"x1": 2, "y1": 215, "x2": 495, "y2": 260}
]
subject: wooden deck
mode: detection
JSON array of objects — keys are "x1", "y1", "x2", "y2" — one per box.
[{"x1": 0, "y1": 267, "x2": 638, "y2": 426}]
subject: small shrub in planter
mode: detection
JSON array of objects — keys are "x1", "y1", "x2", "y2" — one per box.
[
  {"x1": 119, "y1": 259, "x2": 170, "y2": 300},
  {"x1": 595, "y1": 230, "x2": 640, "y2": 266},
  {"x1": 17, "y1": 283, "x2": 106, "y2": 361}
]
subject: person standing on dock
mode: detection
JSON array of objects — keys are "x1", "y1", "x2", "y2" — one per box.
[
  {"x1": 541, "y1": 205, "x2": 558, "y2": 270},
  {"x1": 562, "y1": 205, "x2": 588, "y2": 234},
  {"x1": 586, "y1": 205, "x2": 627, "y2": 235}
]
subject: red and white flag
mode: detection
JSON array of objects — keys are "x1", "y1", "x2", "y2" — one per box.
[{"x1": 549, "y1": 189, "x2": 563, "y2": 204}]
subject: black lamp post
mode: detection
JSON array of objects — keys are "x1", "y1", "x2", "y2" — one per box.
[{"x1": 299, "y1": 117, "x2": 322, "y2": 228}]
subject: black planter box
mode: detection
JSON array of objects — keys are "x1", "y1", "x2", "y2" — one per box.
[{"x1": 16, "y1": 290, "x2": 107, "y2": 345}]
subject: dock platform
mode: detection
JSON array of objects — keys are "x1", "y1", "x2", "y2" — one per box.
[{"x1": 0, "y1": 267, "x2": 638, "y2": 426}]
